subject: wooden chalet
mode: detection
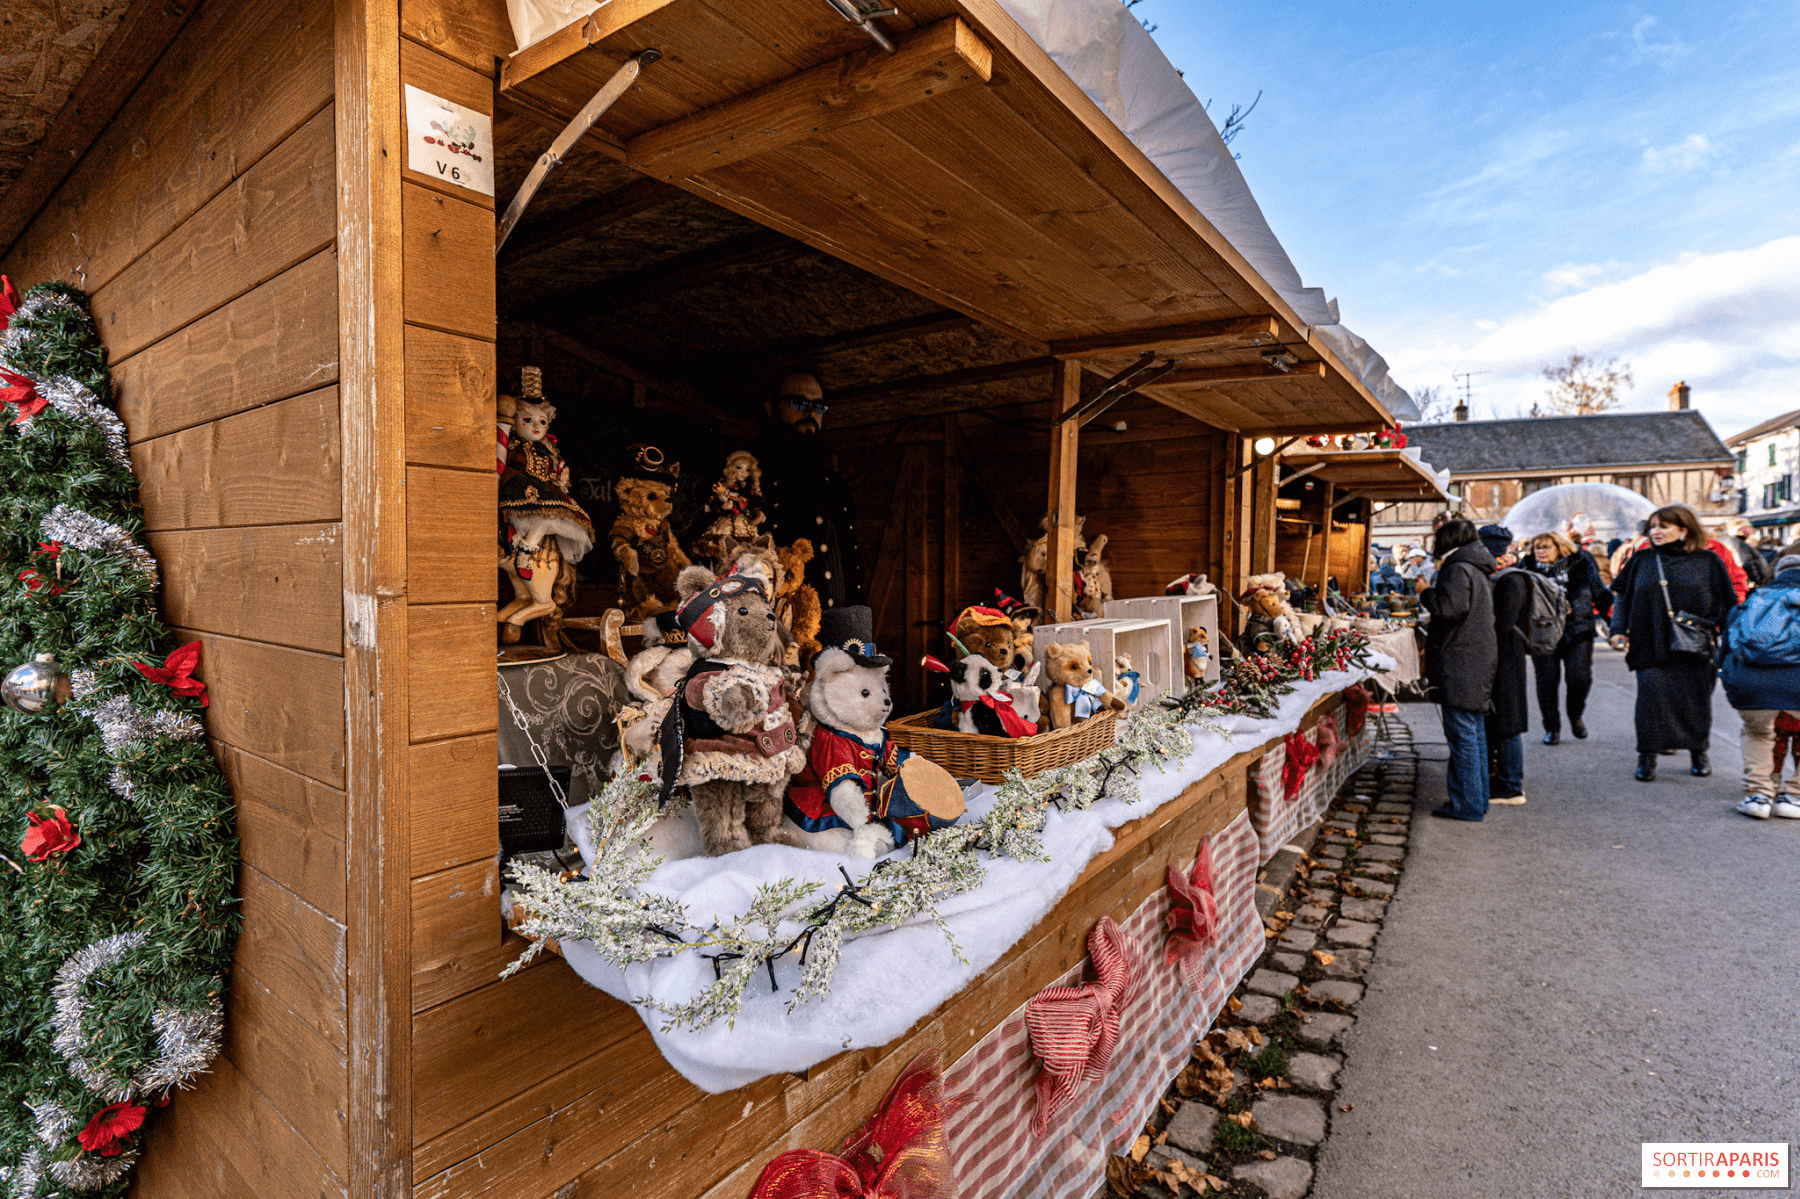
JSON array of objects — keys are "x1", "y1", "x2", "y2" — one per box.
[
  {"x1": 0, "y1": 1, "x2": 1407, "y2": 1196},
  {"x1": 1271, "y1": 448, "x2": 1450, "y2": 598}
]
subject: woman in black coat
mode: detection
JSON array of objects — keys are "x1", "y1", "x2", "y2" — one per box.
[
  {"x1": 1420, "y1": 518, "x2": 1499, "y2": 820},
  {"x1": 1526, "y1": 530, "x2": 1612, "y2": 743},
  {"x1": 1608, "y1": 504, "x2": 1738, "y2": 781},
  {"x1": 1478, "y1": 526, "x2": 1531, "y2": 804}
]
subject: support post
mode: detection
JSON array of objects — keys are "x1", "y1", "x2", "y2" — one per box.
[
  {"x1": 1317, "y1": 481, "x2": 1336, "y2": 599},
  {"x1": 1046, "y1": 361, "x2": 1082, "y2": 622},
  {"x1": 942, "y1": 415, "x2": 962, "y2": 631},
  {"x1": 1250, "y1": 452, "x2": 1278, "y2": 576}
]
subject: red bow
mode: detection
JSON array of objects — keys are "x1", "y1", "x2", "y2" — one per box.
[
  {"x1": 0, "y1": 275, "x2": 17, "y2": 331},
  {"x1": 0, "y1": 368, "x2": 45, "y2": 425},
  {"x1": 1282, "y1": 730, "x2": 1320, "y2": 800},
  {"x1": 1343, "y1": 683, "x2": 1371, "y2": 737},
  {"x1": 133, "y1": 641, "x2": 209, "y2": 707},
  {"x1": 957, "y1": 694, "x2": 1037, "y2": 738},
  {"x1": 749, "y1": 1054, "x2": 959, "y2": 1199},
  {"x1": 1314, "y1": 713, "x2": 1342, "y2": 768},
  {"x1": 1025, "y1": 916, "x2": 1137, "y2": 1138},
  {"x1": 1164, "y1": 839, "x2": 1218, "y2": 988}
]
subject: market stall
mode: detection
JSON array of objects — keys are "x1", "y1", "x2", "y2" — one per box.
[
  {"x1": 1271, "y1": 446, "x2": 1452, "y2": 603},
  {"x1": 0, "y1": 1, "x2": 1419, "y2": 1196}
]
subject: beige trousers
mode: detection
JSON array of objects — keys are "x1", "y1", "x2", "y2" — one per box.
[{"x1": 1738, "y1": 709, "x2": 1797, "y2": 798}]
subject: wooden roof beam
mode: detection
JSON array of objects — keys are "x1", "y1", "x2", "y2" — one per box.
[
  {"x1": 830, "y1": 355, "x2": 1056, "y2": 404},
  {"x1": 508, "y1": 229, "x2": 806, "y2": 320},
  {"x1": 624, "y1": 18, "x2": 994, "y2": 182},
  {"x1": 1049, "y1": 315, "x2": 1281, "y2": 359},
  {"x1": 1155, "y1": 361, "x2": 1327, "y2": 387},
  {"x1": 498, "y1": 176, "x2": 684, "y2": 266},
  {"x1": 737, "y1": 310, "x2": 979, "y2": 364}
]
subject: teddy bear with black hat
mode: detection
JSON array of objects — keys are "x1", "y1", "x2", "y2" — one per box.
[
  {"x1": 783, "y1": 606, "x2": 964, "y2": 858},
  {"x1": 610, "y1": 443, "x2": 692, "y2": 619},
  {"x1": 657, "y1": 566, "x2": 807, "y2": 855}
]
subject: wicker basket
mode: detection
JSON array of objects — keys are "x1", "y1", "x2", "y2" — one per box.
[{"x1": 884, "y1": 709, "x2": 1119, "y2": 784}]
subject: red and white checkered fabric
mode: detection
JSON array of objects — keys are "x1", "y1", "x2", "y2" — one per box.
[
  {"x1": 1248, "y1": 716, "x2": 1374, "y2": 861},
  {"x1": 943, "y1": 810, "x2": 1264, "y2": 1199},
  {"x1": 1024, "y1": 917, "x2": 1137, "y2": 1137}
]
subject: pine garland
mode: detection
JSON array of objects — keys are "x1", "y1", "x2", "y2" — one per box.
[{"x1": 0, "y1": 280, "x2": 238, "y2": 1198}]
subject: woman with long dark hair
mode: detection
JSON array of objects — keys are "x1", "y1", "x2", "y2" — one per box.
[
  {"x1": 1526, "y1": 529, "x2": 1612, "y2": 744},
  {"x1": 1420, "y1": 517, "x2": 1498, "y2": 820},
  {"x1": 1608, "y1": 504, "x2": 1738, "y2": 781}
]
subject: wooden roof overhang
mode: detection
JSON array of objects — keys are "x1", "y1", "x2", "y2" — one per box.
[
  {"x1": 1278, "y1": 449, "x2": 1450, "y2": 505},
  {"x1": 497, "y1": 0, "x2": 1396, "y2": 436}
]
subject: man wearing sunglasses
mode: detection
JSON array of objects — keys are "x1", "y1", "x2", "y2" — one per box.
[{"x1": 754, "y1": 372, "x2": 865, "y2": 612}]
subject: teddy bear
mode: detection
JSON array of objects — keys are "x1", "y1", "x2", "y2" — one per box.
[
  {"x1": 774, "y1": 538, "x2": 822, "y2": 663},
  {"x1": 927, "y1": 653, "x2": 1036, "y2": 737},
  {"x1": 1042, "y1": 641, "x2": 1128, "y2": 731},
  {"x1": 949, "y1": 605, "x2": 1014, "y2": 670},
  {"x1": 1239, "y1": 573, "x2": 1301, "y2": 654},
  {"x1": 1112, "y1": 653, "x2": 1141, "y2": 706},
  {"x1": 1019, "y1": 515, "x2": 1086, "y2": 612},
  {"x1": 783, "y1": 607, "x2": 964, "y2": 858},
  {"x1": 1184, "y1": 625, "x2": 1211, "y2": 681},
  {"x1": 656, "y1": 567, "x2": 807, "y2": 855},
  {"x1": 610, "y1": 444, "x2": 691, "y2": 619},
  {"x1": 1073, "y1": 533, "x2": 1112, "y2": 618}
]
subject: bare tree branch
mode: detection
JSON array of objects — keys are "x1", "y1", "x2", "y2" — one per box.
[{"x1": 1537, "y1": 352, "x2": 1634, "y2": 416}]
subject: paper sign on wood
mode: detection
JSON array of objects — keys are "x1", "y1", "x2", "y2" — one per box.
[{"x1": 404, "y1": 85, "x2": 495, "y2": 197}]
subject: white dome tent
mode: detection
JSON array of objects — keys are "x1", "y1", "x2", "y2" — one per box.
[{"x1": 1500, "y1": 482, "x2": 1658, "y2": 548}]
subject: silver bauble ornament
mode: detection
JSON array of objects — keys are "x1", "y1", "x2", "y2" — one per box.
[{"x1": 3, "y1": 653, "x2": 72, "y2": 714}]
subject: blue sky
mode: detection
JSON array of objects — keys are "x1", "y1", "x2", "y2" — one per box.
[{"x1": 1133, "y1": 1, "x2": 1800, "y2": 439}]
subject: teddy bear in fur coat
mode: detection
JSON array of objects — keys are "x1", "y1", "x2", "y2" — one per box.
[{"x1": 657, "y1": 566, "x2": 808, "y2": 855}]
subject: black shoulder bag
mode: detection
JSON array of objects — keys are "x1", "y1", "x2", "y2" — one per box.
[{"x1": 1654, "y1": 554, "x2": 1719, "y2": 662}]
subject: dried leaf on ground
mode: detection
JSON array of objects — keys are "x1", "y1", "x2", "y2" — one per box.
[
  {"x1": 1258, "y1": 1076, "x2": 1290, "y2": 1090},
  {"x1": 1247, "y1": 1026, "x2": 1264, "y2": 1045},
  {"x1": 1106, "y1": 1154, "x2": 1151, "y2": 1197},
  {"x1": 1340, "y1": 1102, "x2": 1354, "y2": 1112},
  {"x1": 1161, "y1": 1097, "x2": 1178, "y2": 1115},
  {"x1": 1226, "y1": 996, "x2": 1243, "y2": 1015},
  {"x1": 1153, "y1": 1157, "x2": 1213, "y2": 1194},
  {"x1": 1220, "y1": 1027, "x2": 1254, "y2": 1052},
  {"x1": 1227, "y1": 1111, "x2": 1255, "y2": 1129},
  {"x1": 1130, "y1": 1134, "x2": 1151, "y2": 1163},
  {"x1": 1258, "y1": 1150, "x2": 1278, "y2": 1160},
  {"x1": 1154, "y1": 1130, "x2": 1169, "y2": 1145},
  {"x1": 1313, "y1": 951, "x2": 1336, "y2": 966},
  {"x1": 1205, "y1": 1174, "x2": 1229, "y2": 1192}
]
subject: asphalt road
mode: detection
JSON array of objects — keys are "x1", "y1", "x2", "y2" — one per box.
[{"x1": 1311, "y1": 644, "x2": 1800, "y2": 1198}]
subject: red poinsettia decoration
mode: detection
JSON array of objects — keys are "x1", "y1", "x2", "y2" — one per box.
[
  {"x1": 0, "y1": 274, "x2": 18, "y2": 332},
  {"x1": 133, "y1": 640, "x2": 209, "y2": 707},
  {"x1": 1282, "y1": 730, "x2": 1321, "y2": 800},
  {"x1": 22, "y1": 807, "x2": 80, "y2": 862},
  {"x1": 77, "y1": 1101, "x2": 147, "y2": 1156},
  {"x1": 1, "y1": 367, "x2": 46, "y2": 425},
  {"x1": 749, "y1": 1054, "x2": 960, "y2": 1199},
  {"x1": 17, "y1": 540, "x2": 66, "y2": 596},
  {"x1": 1164, "y1": 839, "x2": 1219, "y2": 989}
]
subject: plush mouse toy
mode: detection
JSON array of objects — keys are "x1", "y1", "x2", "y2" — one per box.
[
  {"x1": 1042, "y1": 641, "x2": 1128, "y2": 731},
  {"x1": 783, "y1": 607, "x2": 964, "y2": 858},
  {"x1": 928, "y1": 654, "x2": 1036, "y2": 737},
  {"x1": 657, "y1": 567, "x2": 807, "y2": 855}
]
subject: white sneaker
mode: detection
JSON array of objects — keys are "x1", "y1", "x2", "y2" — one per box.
[
  {"x1": 1772, "y1": 797, "x2": 1800, "y2": 820},
  {"x1": 1736, "y1": 795, "x2": 1773, "y2": 820},
  {"x1": 1488, "y1": 794, "x2": 1527, "y2": 806}
]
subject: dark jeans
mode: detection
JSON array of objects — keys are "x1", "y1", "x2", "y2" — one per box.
[
  {"x1": 1532, "y1": 636, "x2": 1594, "y2": 733},
  {"x1": 1439, "y1": 705, "x2": 1489, "y2": 820},
  {"x1": 1488, "y1": 731, "x2": 1524, "y2": 798}
]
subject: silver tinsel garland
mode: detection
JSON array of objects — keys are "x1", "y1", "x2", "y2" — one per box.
[
  {"x1": 9, "y1": 1097, "x2": 140, "y2": 1194},
  {"x1": 79, "y1": 696, "x2": 204, "y2": 757},
  {"x1": 39, "y1": 504, "x2": 158, "y2": 587},
  {"x1": 0, "y1": 290, "x2": 77, "y2": 367},
  {"x1": 22, "y1": 376, "x2": 132, "y2": 472},
  {"x1": 51, "y1": 931, "x2": 226, "y2": 1103}
]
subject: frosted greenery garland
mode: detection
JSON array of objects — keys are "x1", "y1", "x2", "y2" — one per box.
[
  {"x1": 0, "y1": 281, "x2": 239, "y2": 1199},
  {"x1": 505, "y1": 694, "x2": 1239, "y2": 1032}
]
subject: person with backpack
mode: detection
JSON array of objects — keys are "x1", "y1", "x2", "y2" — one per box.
[
  {"x1": 1479, "y1": 527, "x2": 1536, "y2": 804},
  {"x1": 1420, "y1": 518, "x2": 1499, "y2": 821},
  {"x1": 1608, "y1": 504, "x2": 1739, "y2": 782},
  {"x1": 1721, "y1": 554, "x2": 1800, "y2": 818},
  {"x1": 1525, "y1": 530, "x2": 1610, "y2": 744}
]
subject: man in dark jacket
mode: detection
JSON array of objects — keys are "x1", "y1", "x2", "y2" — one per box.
[
  {"x1": 1420, "y1": 518, "x2": 1498, "y2": 821},
  {"x1": 753, "y1": 373, "x2": 865, "y2": 612},
  {"x1": 1479, "y1": 526, "x2": 1531, "y2": 805},
  {"x1": 1721, "y1": 554, "x2": 1800, "y2": 819}
]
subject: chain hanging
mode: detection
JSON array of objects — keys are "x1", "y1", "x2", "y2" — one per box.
[{"x1": 497, "y1": 671, "x2": 570, "y2": 810}]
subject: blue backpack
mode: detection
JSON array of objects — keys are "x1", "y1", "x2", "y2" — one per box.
[{"x1": 1727, "y1": 584, "x2": 1800, "y2": 668}]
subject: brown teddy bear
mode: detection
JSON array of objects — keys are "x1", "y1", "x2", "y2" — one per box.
[
  {"x1": 950, "y1": 605, "x2": 1014, "y2": 669},
  {"x1": 775, "y1": 538, "x2": 822, "y2": 663},
  {"x1": 610, "y1": 444, "x2": 690, "y2": 619},
  {"x1": 657, "y1": 566, "x2": 808, "y2": 855},
  {"x1": 1042, "y1": 640, "x2": 1127, "y2": 731},
  {"x1": 1019, "y1": 514, "x2": 1086, "y2": 612}
]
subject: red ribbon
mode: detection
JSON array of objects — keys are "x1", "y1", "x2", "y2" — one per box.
[
  {"x1": 0, "y1": 368, "x2": 45, "y2": 425},
  {"x1": 1282, "y1": 730, "x2": 1320, "y2": 800},
  {"x1": 956, "y1": 693, "x2": 1037, "y2": 737},
  {"x1": 1343, "y1": 683, "x2": 1371, "y2": 737},
  {"x1": 1025, "y1": 916, "x2": 1137, "y2": 1138},
  {"x1": 748, "y1": 1054, "x2": 959, "y2": 1199},
  {"x1": 133, "y1": 641, "x2": 209, "y2": 707},
  {"x1": 1164, "y1": 839, "x2": 1218, "y2": 990},
  {"x1": 0, "y1": 275, "x2": 17, "y2": 332}
]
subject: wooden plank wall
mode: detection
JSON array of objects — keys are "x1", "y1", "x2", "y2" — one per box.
[
  {"x1": 0, "y1": 0, "x2": 353, "y2": 1194},
  {"x1": 836, "y1": 392, "x2": 1228, "y2": 713}
]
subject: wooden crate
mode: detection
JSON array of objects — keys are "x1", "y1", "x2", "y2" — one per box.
[
  {"x1": 1032, "y1": 616, "x2": 1173, "y2": 709},
  {"x1": 1103, "y1": 593, "x2": 1220, "y2": 692}
]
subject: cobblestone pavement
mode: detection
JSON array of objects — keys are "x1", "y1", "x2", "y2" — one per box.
[{"x1": 1108, "y1": 648, "x2": 1800, "y2": 1199}]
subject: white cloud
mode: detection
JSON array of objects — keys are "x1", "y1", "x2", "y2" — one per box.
[
  {"x1": 1541, "y1": 262, "x2": 1605, "y2": 292},
  {"x1": 1641, "y1": 133, "x2": 1713, "y2": 173},
  {"x1": 1629, "y1": 15, "x2": 1685, "y2": 63},
  {"x1": 1385, "y1": 234, "x2": 1800, "y2": 438}
]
